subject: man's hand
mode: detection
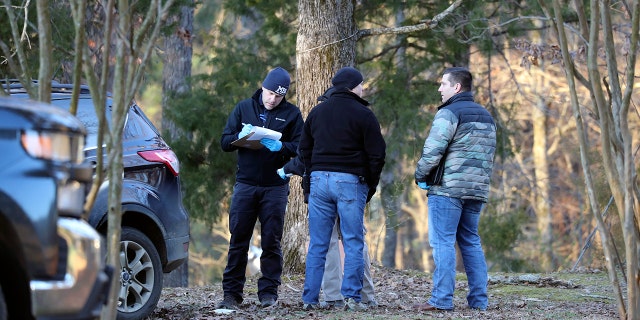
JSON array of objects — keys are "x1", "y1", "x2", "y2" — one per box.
[
  {"x1": 238, "y1": 123, "x2": 253, "y2": 139},
  {"x1": 277, "y1": 168, "x2": 292, "y2": 180},
  {"x1": 261, "y1": 138, "x2": 282, "y2": 151},
  {"x1": 417, "y1": 181, "x2": 430, "y2": 190}
]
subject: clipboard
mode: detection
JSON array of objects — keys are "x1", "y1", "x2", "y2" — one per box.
[{"x1": 232, "y1": 126, "x2": 282, "y2": 150}]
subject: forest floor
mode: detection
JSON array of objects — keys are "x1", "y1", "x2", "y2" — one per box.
[{"x1": 147, "y1": 264, "x2": 619, "y2": 320}]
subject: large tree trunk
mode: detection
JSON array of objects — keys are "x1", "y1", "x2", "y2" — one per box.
[
  {"x1": 530, "y1": 21, "x2": 554, "y2": 272},
  {"x1": 532, "y1": 89, "x2": 553, "y2": 271},
  {"x1": 284, "y1": 0, "x2": 358, "y2": 273},
  {"x1": 161, "y1": 2, "x2": 193, "y2": 288}
]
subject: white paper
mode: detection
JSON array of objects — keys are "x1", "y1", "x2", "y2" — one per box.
[{"x1": 246, "y1": 126, "x2": 282, "y2": 141}]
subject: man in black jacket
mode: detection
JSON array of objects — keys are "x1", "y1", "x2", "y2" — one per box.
[
  {"x1": 299, "y1": 67, "x2": 386, "y2": 311},
  {"x1": 218, "y1": 67, "x2": 304, "y2": 309},
  {"x1": 279, "y1": 88, "x2": 378, "y2": 308}
]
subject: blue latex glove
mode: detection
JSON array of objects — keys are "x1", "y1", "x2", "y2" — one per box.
[
  {"x1": 417, "y1": 181, "x2": 430, "y2": 190},
  {"x1": 261, "y1": 138, "x2": 282, "y2": 151},
  {"x1": 238, "y1": 123, "x2": 253, "y2": 139},
  {"x1": 277, "y1": 168, "x2": 292, "y2": 180}
]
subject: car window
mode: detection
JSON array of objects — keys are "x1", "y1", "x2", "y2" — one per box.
[
  {"x1": 123, "y1": 106, "x2": 159, "y2": 140},
  {"x1": 50, "y1": 98, "x2": 113, "y2": 149}
]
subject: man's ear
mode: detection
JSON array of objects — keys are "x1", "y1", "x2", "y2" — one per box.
[{"x1": 455, "y1": 82, "x2": 462, "y2": 93}]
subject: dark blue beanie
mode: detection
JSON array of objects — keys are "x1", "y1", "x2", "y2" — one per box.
[
  {"x1": 332, "y1": 67, "x2": 363, "y2": 90},
  {"x1": 262, "y1": 67, "x2": 290, "y2": 96}
]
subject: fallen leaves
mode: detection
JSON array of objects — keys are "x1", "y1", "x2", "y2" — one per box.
[{"x1": 149, "y1": 265, "x2": 618, "y2": 319}]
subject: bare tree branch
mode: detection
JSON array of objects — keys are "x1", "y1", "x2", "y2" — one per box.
[
  {"x1": 297, "y1": 0, "x2": 463, "y2": 55},
  {"x1": 2, "y1": 0, "x2": 35, "y2": 97},
  {"x1": 358, "y1": 0, "x2": 462, "y2": 39}
]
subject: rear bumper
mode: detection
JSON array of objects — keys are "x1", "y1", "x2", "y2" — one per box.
[
  {"x1": 164, "y1": 234, "x2": 189, "y2": 272},
  {"x1": 30, "y1": 218, "x2": 112, "y2": 320}
]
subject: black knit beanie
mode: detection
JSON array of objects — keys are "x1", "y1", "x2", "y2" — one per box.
[
  {"x1": 331, "y1": 67, "x2": 363, "y2": 90},
  {"x1": 262, "y1": 67, "x2": 290, "y2": 95}
]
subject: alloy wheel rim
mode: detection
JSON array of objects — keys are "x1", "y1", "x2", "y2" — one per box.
[{"x1": 117, "y1": 240, "x2": 155, "y2": 313}]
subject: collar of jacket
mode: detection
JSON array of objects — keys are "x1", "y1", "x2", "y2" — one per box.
[
  {"x1": 317, "y1": 86, "x2": 337, "y2": 102},
  {"x1": 325, "y1": 87, "x2": 370, "y2": 106},
  {"x1": 438, "y1": 91, "x2": 474, "y2": 110}
]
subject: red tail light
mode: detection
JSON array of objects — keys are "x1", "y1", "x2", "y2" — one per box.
[{"x1": 138, "y1": 149, "x2": 180, "y2": 176}]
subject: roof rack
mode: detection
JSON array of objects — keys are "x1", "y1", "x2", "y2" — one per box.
[{"x1": 0, "y1": 80, "x2": 91, "y2": 95}]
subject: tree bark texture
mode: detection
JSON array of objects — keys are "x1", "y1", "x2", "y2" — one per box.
[
  {"x1": 85, "y1": 1, "x2": 115, "y2": 92},
  {"x1": 161, "y1": 3, "x2": 193, "y2": 143},
  {"x1": 36, "y1": 0, "x2": 52, "y2": 102}
]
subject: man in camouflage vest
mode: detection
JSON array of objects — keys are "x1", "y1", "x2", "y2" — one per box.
[{"x1": 413, "y1": 67, "x2": 497, "y2": 312}]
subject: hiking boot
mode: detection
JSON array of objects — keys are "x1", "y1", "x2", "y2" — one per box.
[
  {"x1": 302, "y1": 303, "x2": 323, "y2": 310},
  {"x1": 216, "y1": 296, "x2": 240, "y2": 310},
  {"x1": 260, "y1": 297, "x2": 277, "y2": 308},
  {"x1": 325, "y1": 300, "x2": 345, "y2": 308},
  {"x1": 344, "y1": 298, "x2": 368, "y2": 311}
]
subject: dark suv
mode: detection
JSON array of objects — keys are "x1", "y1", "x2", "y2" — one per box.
[
  {"x1": 4, "y1": 83, "x2": 191, "y2": 320},
  {"x1": 0, "y1": 96, "x2": 112, "y2": 319}
]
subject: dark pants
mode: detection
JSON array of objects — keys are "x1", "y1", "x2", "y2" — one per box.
[{"x1": 222, "y1": 182, "x2": 288, "y2": 303}]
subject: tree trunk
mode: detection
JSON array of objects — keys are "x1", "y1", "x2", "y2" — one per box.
[
  {"x1": 379, "y1": 6, "x2": 408, "y2": 269},
  {"x1": 381, "y1": 188, "x2": 398, "y2": 268},
  {"x1": 284, "y1": 0, "x2": 358, "y2": 273},
  {"x1": 528, "y1": 18, "x2": 555, "y2": 271},
  {"x1": 161, "y1": 3, "x2": 193, "y2": 288},
  {"x1": 532, "y1": 92, "x2": 553, "y2": 271},
  {"x1": 84, "y1": 1, "x2": 114, "y2": 92},
  {"x1": 36, "y1": 0, "x2": 52, "y2": 102},
  {"x1": 161, "y1": 3, "x2": 193, "y2": 142},
  {"x1": 102, "y1": 2, "x2": 129, "y2": 317}
]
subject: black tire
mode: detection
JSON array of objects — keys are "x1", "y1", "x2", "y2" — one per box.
[
  {"x1": 0, "y1": 283, "x2": 7, "y2": 320},
  {"x1": 117, "y1": 227, "x2": 163, "y2": 320}
]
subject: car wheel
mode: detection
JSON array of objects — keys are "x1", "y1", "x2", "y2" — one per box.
[
  {"x1": 117, "y1": 227, "x2": 163, "y2": 320},
  {"x1": 0, "y1": 283, "x2": 7, "y2": 320}
]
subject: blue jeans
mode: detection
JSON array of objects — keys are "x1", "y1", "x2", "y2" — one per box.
[
  {"x1": 303, "y1": 171, "x2": 368, "y2": 304},
  {"x1": 427, "y1": 195, "x2": 488, "y2": 310}
]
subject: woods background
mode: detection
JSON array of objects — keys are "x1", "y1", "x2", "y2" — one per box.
[
  {"x1": 1, "y1": 0, "x2": 638, "y2": 312},
  {"x1": 153, "y1": 0, "x2": 637, "y2": 285}
]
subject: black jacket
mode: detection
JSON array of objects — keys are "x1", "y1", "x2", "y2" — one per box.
[
  {"x1": 299, "y1": 87, "x2": 386, "y2": 198},
  {"x1": 221, "y1": 89, "x2": 304, "y2": 186}
]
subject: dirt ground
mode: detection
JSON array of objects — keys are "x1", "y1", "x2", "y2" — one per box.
[{"x1": 148, "y1": 265, "x2": 619, "y2": 319}]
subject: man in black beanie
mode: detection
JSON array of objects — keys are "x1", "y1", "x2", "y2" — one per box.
[
  {"x1": 331, "y1": 66, "x2": 364, "y2": 91},
  {"x1": 299, "y1": 66, "x2": 386, "y2": 311},
  {"x1": 218, "y1": 67, "x2": 304, "y2": 309}
]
